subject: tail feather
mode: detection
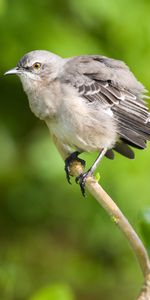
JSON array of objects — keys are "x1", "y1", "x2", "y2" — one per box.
[{"x1": 114, "y1": 142, "x2": 135, "y2": 159}]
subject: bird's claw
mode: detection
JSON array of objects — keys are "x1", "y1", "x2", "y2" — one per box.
[
  {"x1": 64, "y1": 152, "x2": 85, "y2": 184},
  {"x1": 75, "y1": 171, "x2": 91, "y2": 197},
  {"x1": 65, "y1": 163, "x2": 72, "y2": 184}
]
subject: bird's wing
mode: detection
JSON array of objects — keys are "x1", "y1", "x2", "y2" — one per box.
[{"x1": 61, "y1": 55, "x2": 150, "y2": 150}]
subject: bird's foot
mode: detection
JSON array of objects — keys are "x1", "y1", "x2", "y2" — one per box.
[
  {"x1": 75, "y1": 170, "x2": 92, "y2": 197},
  {"x1": 64, "y1": 152, "x2": 86, "y2": 184}
]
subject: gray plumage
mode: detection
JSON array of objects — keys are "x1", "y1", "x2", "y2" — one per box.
[
  {"x1": 61, "y1": 55, "x2": 150, "y2": 152},
  {"x1": 5, "y1": 50, "x2": 150, "y2": 171}
]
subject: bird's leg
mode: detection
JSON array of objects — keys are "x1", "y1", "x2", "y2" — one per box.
[
  {"x1": 65, "y1": 151, "x2": 86, "y2": 184},
  {"x1": 76, "y1": 148, "x2": 107, "y2": 196}
]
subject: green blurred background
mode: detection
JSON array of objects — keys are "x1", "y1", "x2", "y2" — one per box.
[{"x1": 0, "y1": 0, "x2": 150, "y2": 299}]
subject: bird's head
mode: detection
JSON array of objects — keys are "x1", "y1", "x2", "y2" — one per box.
[{"x1": 5, "y1": 50, "x2": 62, "y2": 93}]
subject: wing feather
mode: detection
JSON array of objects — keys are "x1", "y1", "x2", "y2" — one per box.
[
  {"x1": 61, "y1": 55, "x2": 150, "y2": 152},
  {"x1": 74, "y1": 79, "x2": 150, "y2": 148}
]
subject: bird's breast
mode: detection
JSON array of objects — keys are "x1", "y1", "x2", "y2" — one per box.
[{"x1": 27, "y1": 84, "x2": 60, "y2": 120}]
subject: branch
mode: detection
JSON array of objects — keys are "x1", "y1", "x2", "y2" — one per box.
[
  {"x1": 69, "y1": 160, "x2": 150, "y2": 299},
  {"x1": 137, "y1": 273, "x2": 150, "y2": 300}
]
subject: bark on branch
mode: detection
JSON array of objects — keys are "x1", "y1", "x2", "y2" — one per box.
[{"x1": 69, "y1": 160, "x2": 150, "y2": 300}]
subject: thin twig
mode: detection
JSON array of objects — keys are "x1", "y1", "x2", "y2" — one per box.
[{"x1": 69, "y1": 160, "x2": 150, "y2": 299}]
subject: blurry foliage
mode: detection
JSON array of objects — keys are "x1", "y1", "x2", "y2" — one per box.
[
  {"x1": 140, "y1": 209, "x2": 150, "y2": 255},
  {"x1": 0, "y1": 0, "x2": 150, "y2": 299},
  {"x1": 29, "y1": 284, "x2": 75, "y2": 300}
]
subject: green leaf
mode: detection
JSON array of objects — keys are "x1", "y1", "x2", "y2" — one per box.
[{"x1": 95, "y1": 172, "x2": 100, "y2": 182}]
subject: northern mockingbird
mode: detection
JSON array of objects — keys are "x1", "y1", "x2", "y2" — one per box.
[{"x1": 5, "y1": 50, "x2": 150, "y2": 195}]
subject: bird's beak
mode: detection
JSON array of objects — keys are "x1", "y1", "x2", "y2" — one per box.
[{"x1": 4, "y1": 67, "x2": 20, "y2": 75}]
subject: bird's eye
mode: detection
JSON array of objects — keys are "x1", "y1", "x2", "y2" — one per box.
[{"x1": 33, "y1": 62, "x2": 41, "y2": 70}]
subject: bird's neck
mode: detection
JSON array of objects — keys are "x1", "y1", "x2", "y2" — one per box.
[{"x1": 24, "y1": 80, "x2": 61, "y2": 120}]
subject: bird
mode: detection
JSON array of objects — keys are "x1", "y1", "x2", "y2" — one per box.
[{"x1": 5, "y1": 50, "x2": 150, "y2": 196}]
